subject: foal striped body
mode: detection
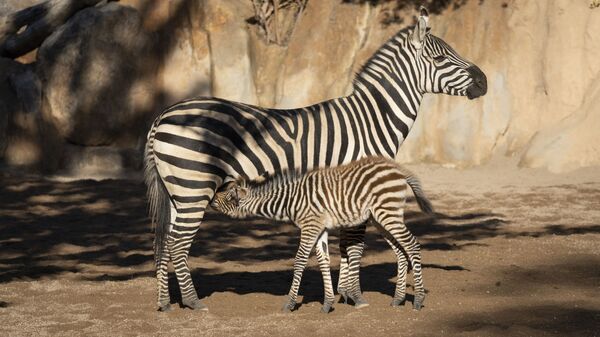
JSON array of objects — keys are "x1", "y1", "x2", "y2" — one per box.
[
  {"x1": 211, "y1": 157, "x2": 434, "y2": 312},
  {"x1": 145, "y1": 7, "x2": 486, "y2": 311}
]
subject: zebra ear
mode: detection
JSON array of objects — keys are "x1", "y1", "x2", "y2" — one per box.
[{"x1": 411, "y1": 6, "x2": 429, "y2": 48}]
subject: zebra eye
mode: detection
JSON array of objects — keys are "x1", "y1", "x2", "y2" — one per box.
[{"x1": 433, "y1": 55, "x2": 446, "y2": 62}]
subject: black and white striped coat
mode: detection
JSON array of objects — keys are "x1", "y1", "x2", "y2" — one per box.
[
  {"x1": 211, "y1": 156, "x2": 434, "y2": 312},
  {"x1": 145, "y1": 7, "x2": 486, "y2": 311}
]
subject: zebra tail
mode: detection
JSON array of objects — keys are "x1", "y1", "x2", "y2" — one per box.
[
  {"x1": 144, "y1": 143, "x2": 171, "y2": 267},
  {"x1": 405, "y1": 174, "x2": 435, "y2": 218}
]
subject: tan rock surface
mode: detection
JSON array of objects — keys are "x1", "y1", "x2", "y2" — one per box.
[{"x1": 1, "y1": 0, "x2": 599, "y2": 174}]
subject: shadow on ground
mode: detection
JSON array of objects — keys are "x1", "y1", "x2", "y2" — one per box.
[
  {"x1": 1, "y1": 174, "x2": 599, "y2": 286},
  {"x1": 450, "y1": 305, "x2": 600, "y2": 336}
]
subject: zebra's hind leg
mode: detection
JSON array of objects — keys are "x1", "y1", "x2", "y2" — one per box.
[
  {"x1": 168, "y1": 201, "x2": 210, "y2": 311},
  {"x1": 381, "y1": 236, "x2": 409, "y2": 307},
  {"x1": 156, "y1": 235, "x2": 172, "y2": 311},
  {"x1": 373, "y1": 210, "x2": 425, "y2": 310},
  {"x1": 338, "y1": 224, "x2": 368, "y2": 308},
  {"x1": 314, "y1": 231, "x2": 334, "y2": 313},
  {"x1": 282, "y1": 225, "x2": 323, "y2": 313}
]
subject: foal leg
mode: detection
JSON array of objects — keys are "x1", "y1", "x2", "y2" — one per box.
[
  {"x1": 373, "y1": 209, "x2": 425, "y2": 310},
  {"x1": 381, "y1": 236, "x2": 409, "y2": 306},
  {"x1": 282, "y1": 225, "x2": 323, "y2": 313},
  {"x1": 314, "y1": 231, "x2": 335, "y2": 313},
  {"x1": 338, "y1": 224, "x2": 368, "y2": 308}
]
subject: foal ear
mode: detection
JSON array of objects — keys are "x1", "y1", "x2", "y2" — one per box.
[
  {"x1": 411, "y1": 6, "x2": 429, "y2": 48},
  {"x1": 235, "y1": 186, "x2": 249, "y2": 200}
]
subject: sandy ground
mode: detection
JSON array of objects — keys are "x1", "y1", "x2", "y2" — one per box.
[{"x1": 1, "y1": 162, "x2": 599, "y2": 337}]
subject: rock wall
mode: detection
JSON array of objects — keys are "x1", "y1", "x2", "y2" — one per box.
[{"x1": 1, "y1": 0, "x2": 599, "y2": 174}]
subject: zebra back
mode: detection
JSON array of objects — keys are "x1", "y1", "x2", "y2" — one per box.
[{"x1": 212, "y1": 157, "x2": 434, "y2": 222}]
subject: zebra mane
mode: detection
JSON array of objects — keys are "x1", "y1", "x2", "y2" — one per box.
[{"x1": 352, "y1": 26, "x2": 412, "y2": 89}]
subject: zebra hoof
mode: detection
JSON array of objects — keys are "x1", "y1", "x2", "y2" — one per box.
[
  {"x1": 338, "y1": 291, "x2": 348, "y2": 304},
  {"x1": 182, "y1": 298, "x2": 209, "y2": 311},
  {"x1": 321, "y1": 302, "x2": 333, "y2": 313},
  {"x1": 158, "y1": 303, "x2": 173, "y2": 312},
  {"x1": 390, "y1": 297, "x2": 406, "y2": 307},
  {"x1": 348, "y1": 294, "x2": 369, "y2": 309},
  {"x1": 354, "y1": 299, "x2": 370, "y2": 309},
  {"x1": 413, "y1": 297, "x2": 424, "y2": 311},
  {"x1": 281, "y1": 300, "x2": 295, "y2": 313}
]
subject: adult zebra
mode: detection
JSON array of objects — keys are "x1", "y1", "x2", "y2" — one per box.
[{"x1": 145, "y1": 7, "x2": 487, "y2": 312}]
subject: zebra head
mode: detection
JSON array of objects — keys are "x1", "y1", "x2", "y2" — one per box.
[{"x1": 409, "y1": 7, "x2": 487, "y2": 99}]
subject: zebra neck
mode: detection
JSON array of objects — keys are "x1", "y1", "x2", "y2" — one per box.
[
  {"x1": 346, "y1": 79, "x2": 423, "y2": 154},
  {"x1": 346, "y1": 31, "x2": 424, "y2": 153}
]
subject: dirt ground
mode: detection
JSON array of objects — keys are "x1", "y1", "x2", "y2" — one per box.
[{"x1": 1, "y1": 162, "x2": 599, "y2": 337}]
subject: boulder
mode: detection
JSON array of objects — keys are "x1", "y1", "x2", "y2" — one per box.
[
  {"x1": 37, "y1": 2, "x2": 155, "y2": 146},
  {"x1": 0, "y1": 58, "x2": 23, "y2": 158},
  {"x1": 0, "y1": 58, "x2": 51, "y2": 168}
]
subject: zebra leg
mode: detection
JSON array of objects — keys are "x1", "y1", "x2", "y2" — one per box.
[
  {"x1": 168, "y1": 201, "x2": 209, "y2": 311},
  {"x1": 282, "y1": 226, "x2": 323, "y2": 313},
  {"x1": 156, "y1": 230, "x2": 172, "y2": 311},
  {"x1": 337, "y1": 230, "x2": 349, "y2": 302},
  {"x1": 314, "y1": 231, "x2": 335, "y2": 313},
  {"x1": 405, "y1": 238, "x2": 424, "y2": 310},
  {"x1": 373, "y1": 210, "x2": 425, "y2": 310},
  {"x1": 381, "y1": 236, "x2": 409, "y2": 307},
  {"x1": 338, "y1": 224, "x2": 369, "y2": 308}
]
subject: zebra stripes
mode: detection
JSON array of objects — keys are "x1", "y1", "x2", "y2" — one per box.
[
  {"x1": 145, "y1": 7, "x2": 486, "y2": 311},
  {"x1": 210, "y1": 156, "x2": 435, "y2": 312}
]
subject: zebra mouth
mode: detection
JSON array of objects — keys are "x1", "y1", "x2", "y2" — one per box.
[
  {"x1": 466, "y1": 65, "x2": 487, "y2": 99},
  {"x1": 467, "y1": 85, "x2": 486, "y2": 100}
]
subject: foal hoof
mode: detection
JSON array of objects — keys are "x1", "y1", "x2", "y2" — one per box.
[
  {"x1": 413, "y1": 297, "x2": 425, "y2": 311},
  {"x1": 348, "y1": 294, "x2": 369, "y2": 309},
  {"x1": 353, "y1": 297, "x2": 370, "y2": 309},
  {"x1": 281, "y1": 300, "x2": 295, "y2": 313},
  {"x1": 183, "y1": 298, "x2": 209, "y2": 311},
  {"x1": 338, "y1": 291, "x2": 348, "y2": 304},
  {"x1": 321, "y1": 302, "x2": 333, "y2": 313},
  {"x1": 390, "y1": 297, "x2": 406, "y2": 307},
  {"x1": 158, "y1": 304, "x2": 173, "y2": 312}
]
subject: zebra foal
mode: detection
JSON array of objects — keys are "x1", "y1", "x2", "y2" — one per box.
[{"x1": 211, "y1": 156, "x2": 435, "y2": 313}]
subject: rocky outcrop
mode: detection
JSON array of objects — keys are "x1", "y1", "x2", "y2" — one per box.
[
  {"x1": 37, "y1": 2, "x2": 155, "y2": 146},
  {"x1": 1, "y1": 0, "x2": 598, "y2": 175},
  {"x1": 520, "y1": 75, "x2": 600, "y2": 173},
  {"x1": 275, "y1": 0, "x2": 371, "y2": 108},
  {"x1": 396, "y1": 1, "x2": 600, "y2": 171},
  {"x1": 0, "y1": 57, "x2": 48, "y2": 168}
]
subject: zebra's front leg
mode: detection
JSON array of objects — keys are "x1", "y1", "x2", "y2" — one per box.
[
  {"x1": 168, "y1": 202, "x2": 209, "y2": 311},
  {"x1": 338, "y1": 224, "x2": 368, "y2": 308},
  {"x1": 314, "y1": 231, "x2": 335, "y2": 313},
  {"x1": 282, "y1": 225, "x2": 323, "y2": 313}
]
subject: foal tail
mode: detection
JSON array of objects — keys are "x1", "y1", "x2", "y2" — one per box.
[
  {"x1": 403, "y1": 170, "x2": 435, "y2": 218},
  {"x1": 144, "y1": 123, "x2": 171, "y2": 266}
]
